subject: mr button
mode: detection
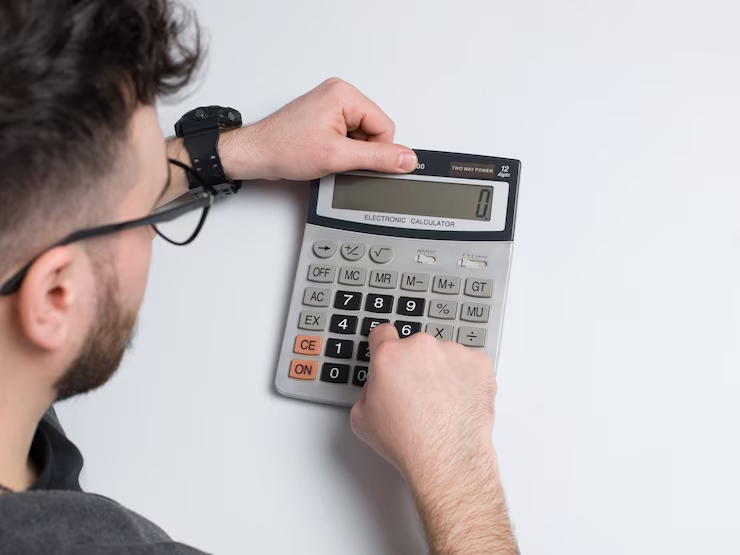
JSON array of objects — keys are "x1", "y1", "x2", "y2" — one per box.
[{"x1": 289, "y1": 359, "x2": 318, "y2": 380}]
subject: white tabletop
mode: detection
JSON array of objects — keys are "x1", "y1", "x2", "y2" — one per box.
[{"x1": 56, "y1": 0, "x2": 740, "y2": 553}]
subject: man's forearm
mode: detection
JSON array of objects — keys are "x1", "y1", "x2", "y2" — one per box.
[{"x1": 410, "y1": 447, "x2": 519, "y2": 555}]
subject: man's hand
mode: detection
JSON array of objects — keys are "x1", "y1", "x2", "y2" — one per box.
[
  {"x1": 220, "y1": 77, "x2": 418, "y2": 181},
  {"x1": 351, "y1": 325, "x2": 518, "y2": 555}
]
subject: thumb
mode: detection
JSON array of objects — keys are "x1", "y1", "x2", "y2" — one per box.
[{"x1": 336, "y1": 137, "x2": 418, "y2": 173}]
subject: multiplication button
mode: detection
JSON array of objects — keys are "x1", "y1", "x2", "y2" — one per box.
[
  {"x1": 313, "y1": 240, "x2": 337, "y2": 259},
  {"x1": 432, "y1": 275, "x2": 461, "y2": 295},
  {"x1": 457, "y1": 327, "x2": 487, "y2": 347},
  {"x1": 307, "y1": 264, "x2": 336, "y2": 283},
  {"x1": 426, "y1": 324, "x2": 454, "y2": 341},
  {"x1": 369, "y1": 246, "x2": 394, "y2": 264},
  {"x1": 341, "y1": 243, "x2": 366, "y2": 261}
]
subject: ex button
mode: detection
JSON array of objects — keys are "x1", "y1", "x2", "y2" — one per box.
[
  {"x1": 298, "y1": 311, "x2": 326, "y2": 331},
  {"x1": 293, "y1": 335, "x2": 322, "y2": 356}
]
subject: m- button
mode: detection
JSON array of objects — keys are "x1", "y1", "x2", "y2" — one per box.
[
  {"x1": 293, "y1": 335, "x2": 322, "y2": 356},
  {"x1": 289, "y1": 359, "x2": 318, "y2": 380}
]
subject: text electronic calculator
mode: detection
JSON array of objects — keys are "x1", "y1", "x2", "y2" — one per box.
[{"x1": 275, "y1": 150, "x2": 520, "y2": 407}]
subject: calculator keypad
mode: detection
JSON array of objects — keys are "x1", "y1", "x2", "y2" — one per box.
[{"x1": 286, "y1": 237, "x2": 500, "y2": 400}]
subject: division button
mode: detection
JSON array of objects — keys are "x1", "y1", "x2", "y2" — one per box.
[
  {"x1": 457, "y1": 326, "x2": 487, "y2": 347},
  {"x1": 341, "y1": 243, "x2": 366, "y2": 261},
  {"x1": 293, "y1": 335, "x2": 323, "y2": 355},
  {"x1": 425, "y1": 324, "x2": 454, "y2": 341},
  {"x1": 307, "y1": 264, "x2": 336, "y2": 283},
  {"x1": 369, "y1": 246, "x2": 394, "y2": 264},
  {"x1": 312, "y1": 240, "x2": 337, "y2": 259},
  {"x1": 289, "y1": 359, "x2": 319, "y2": 380},
  {"x1": 303, "y1": 287, "x2": 331, "y2": 307},
  {"x1": 320, "y1": 363, "x2": 350, "y2": 384},
  {"x1": 464, "y1": 278, "x2": 494, "y2": 298},
  {"x1": 298, "y1": 311, "x2": 326, "y2": 331}
]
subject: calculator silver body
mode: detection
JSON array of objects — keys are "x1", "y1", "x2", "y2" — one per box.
[{"x1": 275, "y1": 150, "x2": 520, "y2": 407}]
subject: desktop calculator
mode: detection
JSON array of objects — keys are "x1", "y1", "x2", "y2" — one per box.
[{"x1": 275, "y1": 150, "x2": 520, "y2": 407}]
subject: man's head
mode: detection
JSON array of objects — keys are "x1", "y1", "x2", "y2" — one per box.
[{"x1": 0, "y1": 0, "x2": 201, "y2": 404}]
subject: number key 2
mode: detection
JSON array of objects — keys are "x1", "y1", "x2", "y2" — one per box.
[
  {"x1": 395, "y1": 320, "x2": 422, "y2": 338},
  {"x1": 396, "y1": 296, "x2": 425, "y2": 317},
  {"x1": 365, "y1": 293, "x2": 394, "y2": 314},
  {"x1": 334, "y1": 290, "x2": 362, "y2": 311}
]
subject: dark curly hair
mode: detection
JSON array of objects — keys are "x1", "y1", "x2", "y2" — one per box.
[{"x1": 0, "y1": 0, "x2": 202, "y2": 275}]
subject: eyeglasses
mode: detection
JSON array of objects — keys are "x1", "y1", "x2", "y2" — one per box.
[{"x1": 0, "y1": 159, "x2": 214, "y2": 296}]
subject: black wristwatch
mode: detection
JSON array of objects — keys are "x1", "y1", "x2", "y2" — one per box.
[{"x1": 175, "y1": 106, "x2": 243, "y2": 196}]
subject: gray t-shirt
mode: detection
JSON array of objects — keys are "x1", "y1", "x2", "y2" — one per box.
[{"x1": 0, "y1": 409, "x2": 206, "y2": 554}]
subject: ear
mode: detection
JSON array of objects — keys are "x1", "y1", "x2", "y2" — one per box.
[{"x1": 16, "y1": 245, "x2": 91, "y2": 352}]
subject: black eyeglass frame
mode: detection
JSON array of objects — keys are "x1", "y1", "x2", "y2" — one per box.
[{"x1": 0, "y1": 159, "x2": 214, "y2": 296}]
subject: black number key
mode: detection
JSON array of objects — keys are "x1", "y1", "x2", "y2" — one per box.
[
  {"x1": 353, "y1": 366, "x2": 369, "y2": 387},
  {"x1": 325, "y1": 338, "x2": 354, "y2": 359},
  {"x1": 334, "y1": 290, "x2": 363, "y2": 311},
  {"x1": 361, "y1": 317, "x2": 390, "y2": 336},
  {"x1": 321, "y1": 363, "x2": 350, "y2": 384},
  {"x1": 329, "y1": 314, "x2": 358, "y2": 334},
  {"x1": 396, "y1": 296, "x2": 425, "y2": 317},
  {"x1": 394, "y1": 320, "x2": 422, "y2": 338},
  {"x1": 365, "y1": 294, "x2": 394, "y2": 314},
  {"x1": 357, "y1": 341, "x2": 371, "y2": 362}
]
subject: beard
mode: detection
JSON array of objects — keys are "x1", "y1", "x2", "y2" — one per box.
[{"x1": 54, "y1": 258, "x2": 138, "y2": 401}]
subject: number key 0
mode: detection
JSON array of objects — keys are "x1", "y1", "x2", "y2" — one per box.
[
  {"x1": 396, "y1": 296, "x2": 425, "y2": 317},
  {"x1": 365, "y1": 293, "x2": 394, "y2": 314}
]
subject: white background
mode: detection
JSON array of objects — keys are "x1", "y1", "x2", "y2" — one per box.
[{"x1": 56, "y1": 0, "x2": 740, "y2": 553}]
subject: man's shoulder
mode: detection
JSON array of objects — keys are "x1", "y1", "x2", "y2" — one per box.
[{"x1": 0, "y1": 490, "x2": 208, "y2": 555}]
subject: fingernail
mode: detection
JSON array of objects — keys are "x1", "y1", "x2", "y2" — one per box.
[{"x1": 398, "y1": 150, "x2": 418, "y2": 172}]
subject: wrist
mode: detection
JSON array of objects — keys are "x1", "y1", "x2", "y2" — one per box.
[{"x1": 218, "y1": 122, "x2": 276, "y2": 181}]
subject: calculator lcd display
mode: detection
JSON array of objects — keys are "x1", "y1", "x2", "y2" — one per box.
[{"x1": 332, "y1": 175, "x2": 493, "y2": 221}]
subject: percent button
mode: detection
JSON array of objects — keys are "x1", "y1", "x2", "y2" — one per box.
[{"x1": 428, "y1": 299, "x2": 458, "y2": 320}]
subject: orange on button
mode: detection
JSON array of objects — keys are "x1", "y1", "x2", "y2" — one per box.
[
  {"x1": 294, "y1": 335, "x2": 322, "y2": 356},
  {"x1": 289, "y1": 359, "x2": 318, "y2": 381}
]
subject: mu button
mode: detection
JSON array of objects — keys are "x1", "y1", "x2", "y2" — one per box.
[
  {"x1": 293, "y1": 335, "x2": 322, "y2": 356},
  {"x1": 289, "y1": 359, "x2": 318, "y2": 380}
]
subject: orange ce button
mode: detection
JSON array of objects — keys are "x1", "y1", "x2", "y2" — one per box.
[{"x1": 293, "y1": 335, "x2": 322, "y2": 356}]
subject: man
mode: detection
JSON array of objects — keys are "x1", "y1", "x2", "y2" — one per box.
[{"x1": 0, "y1": 1, "x2": 518, "y2": 553}]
